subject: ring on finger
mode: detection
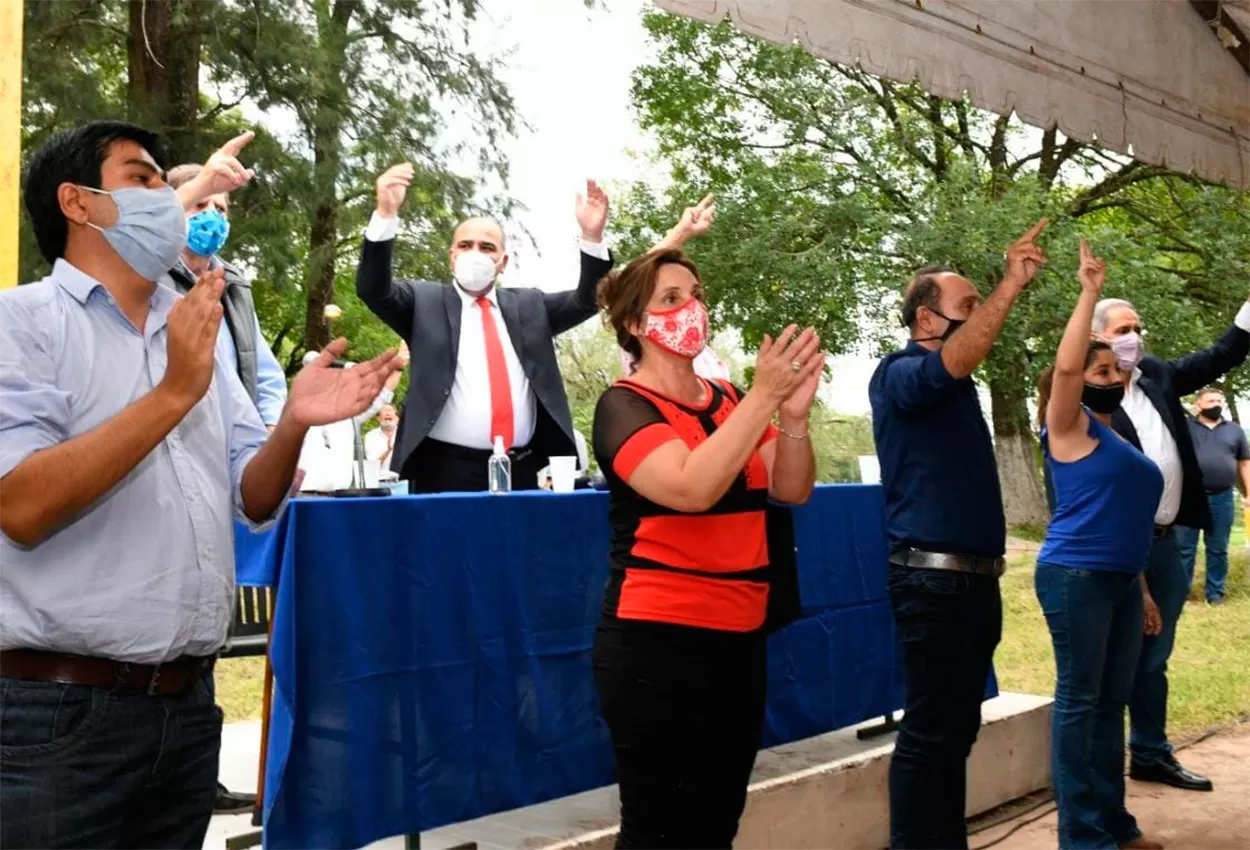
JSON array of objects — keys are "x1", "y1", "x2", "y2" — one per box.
[{"x1": 790, "y1": 360, "x2": 802, "y2": 372}]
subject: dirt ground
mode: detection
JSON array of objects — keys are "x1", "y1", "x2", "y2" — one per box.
[{"x1": 972, "y1": 723, "x2": 1250, "y2": 850}]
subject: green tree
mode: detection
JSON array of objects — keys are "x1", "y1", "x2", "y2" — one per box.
[{"x1": 616, "y1": 13, "x2": 1248, "y2": 524}]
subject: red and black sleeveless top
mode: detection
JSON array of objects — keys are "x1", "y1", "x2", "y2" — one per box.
[{"x1": 591, "y1": 378, "x2": 779, "y2": 633}]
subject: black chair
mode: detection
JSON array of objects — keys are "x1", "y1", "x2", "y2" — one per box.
[{"x1": 221, "y1": 586, "x2": 273, "y2": 659}]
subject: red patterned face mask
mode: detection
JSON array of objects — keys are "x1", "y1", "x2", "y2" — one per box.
[{"x1": 643, "y1": 298, "x2": 709, "y2": 359}]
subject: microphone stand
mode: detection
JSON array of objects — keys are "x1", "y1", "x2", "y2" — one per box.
[{"x1": 332, "y1": 416, "x2": 390, "y2": 498}]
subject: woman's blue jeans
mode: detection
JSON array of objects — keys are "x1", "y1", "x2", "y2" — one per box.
[{"x1": 1035, "y1": 562, "x2": 1145, "y2": 849}]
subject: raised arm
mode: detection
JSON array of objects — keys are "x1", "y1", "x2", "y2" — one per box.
[
  {"x1": 1046, "y1": 240, "x2": 1106, "y2": 438},
  {"x1": 175, "y1": 131, "x2": 256, "y2": 212},
  {"x1": 356, "y1": 163, "x2": 417, "y2": 335},
  {"x1": 941, "y1": 219, "x2": 1047, "y2": 379},
  {"x1": 545, "y1": 179, "x2": 614, "y2": 335},
  {"x1": 1167, "y1": 315, "x2": 1250, "y2": 398},
  {"x1": 1, "y1": 272, "x2": 228, "y2": 547},
  {"x1": 609, "y1": 327, "x2": 821, "y2": 513}
]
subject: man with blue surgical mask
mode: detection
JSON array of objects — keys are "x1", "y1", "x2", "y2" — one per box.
[
  {"x1": 0, "y1": 121, "x2": 403, "y2": 848},
  {"x1": 164, "y1": 141, "x2": 288, "y2": 434}
]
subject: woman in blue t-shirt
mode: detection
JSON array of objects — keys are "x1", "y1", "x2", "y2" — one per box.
[{"x1": 1035, "y1": 240, "x2": 1164, "y2": 850}]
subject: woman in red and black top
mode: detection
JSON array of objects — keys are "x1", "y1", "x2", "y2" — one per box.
[{"x1": 593, "y1": 248, "x2": 823, "y2": 848}]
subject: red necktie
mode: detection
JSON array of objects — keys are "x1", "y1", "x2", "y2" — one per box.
[{"x1": 477, "y1": 296, "x2": 514, "y2": 449}]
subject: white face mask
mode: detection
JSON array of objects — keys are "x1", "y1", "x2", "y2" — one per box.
[{"x1": 453, "y1": 251, "x2": 498, "y2": 295}]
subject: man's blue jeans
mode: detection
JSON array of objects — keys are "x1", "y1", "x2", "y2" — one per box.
[
  {"x1": 1129, "y1": 529, "x2": 1188, "y2": 766},
  {"x1": 0, "y1": 672, "x2": 222, "y2": 848},
  {"x1": 1035, "y1": 562, "x2": 1143, "y2": 849},
  {"x1": 1176, "y1": 488, "x2": 1236, "y2": 601}
]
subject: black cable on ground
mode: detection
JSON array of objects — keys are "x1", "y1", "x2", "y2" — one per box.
[{"x1": 966, "y1": 716, "x2": 1248, "y2": 850}]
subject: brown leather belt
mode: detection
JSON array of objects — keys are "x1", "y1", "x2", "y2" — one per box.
[{"x1": 0, "y1": 649, "x2": 215, "y2": 695}]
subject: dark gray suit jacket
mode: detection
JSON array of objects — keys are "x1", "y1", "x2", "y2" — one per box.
[{"x1": 355, "y1": 237, "x2": 614, "y2": 476}]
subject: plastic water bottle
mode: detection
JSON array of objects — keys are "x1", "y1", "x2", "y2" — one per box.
[{"x1": 488, "y1": 435, "x2": 511, "y2": 494}]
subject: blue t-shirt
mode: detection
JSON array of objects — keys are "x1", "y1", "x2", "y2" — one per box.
[
  {"x1": 1038, "y1": 414, "x2": 1164, "y2": 573},
  {"x1": 869, "y1": 343, "x2": 1005, "y2": 558}
]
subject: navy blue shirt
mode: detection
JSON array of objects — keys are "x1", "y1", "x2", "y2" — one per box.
[
  {"x1": 869, "y1": 343, "x2": 1005, "y2": 558},
  {"x1": 1187, "y1": 416, "x2": 1249, "y2": 493}
]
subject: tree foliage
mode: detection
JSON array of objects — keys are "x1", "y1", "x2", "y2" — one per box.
[
  {"x1": 20, "y1": 0, "x2": 518, "y2": 379},
  {"x1": 616, "y1": 12, "x2": 1250, "y2": 523}
]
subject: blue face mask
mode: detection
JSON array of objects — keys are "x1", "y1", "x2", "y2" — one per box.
[
  {"x1": 79, "y1": 185, "x2": 187, "y2": 282},
  {"x1": 186, "y1": 208, "x2": 230, "y2": 257}
]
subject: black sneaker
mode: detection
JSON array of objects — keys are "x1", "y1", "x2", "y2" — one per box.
[{"x1": 1207, "y1": 595, "x2": 1226, "y2": 606}]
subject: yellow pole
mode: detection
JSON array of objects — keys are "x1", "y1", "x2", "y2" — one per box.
[{"x1": 0, "y1": 0, "x2": 22, "y2": 290}]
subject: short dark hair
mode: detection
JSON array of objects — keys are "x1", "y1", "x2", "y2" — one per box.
[
  {"x1": 23, "y1": 121, "x2": 165, "y2": 264},
  {"x1": 900, "y1": 265, "x2": 957, "y2": 329},
  {"x1": 597, "y1": 248, "x2": 701, "y2": 362},
  {"x1": 1197, "y1": 387, "x2": 1223, "y2": 399}
]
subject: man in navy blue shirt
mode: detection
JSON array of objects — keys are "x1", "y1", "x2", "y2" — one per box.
[{"x1": 870, "y1": 220, "x2": 1047, "y2": 850}]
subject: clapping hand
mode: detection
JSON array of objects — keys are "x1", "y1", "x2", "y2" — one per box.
[
  {"x1": 1003, "y1": 219, "x2": 1049, "y2": 290},
  {"x1": 1077, "y1": 238, "x2": 1107, "y2": 295},
  {"x1": 780, "y1": 340, "x2": 825, "y2": 421},
  {"x1": 376, "y1": 163, "x2": 414, "y2": 219},
  {"x1": 575, "y1": 179, "x2": 609, "y2": 243},
  {"x1": 285, "y1": 338, "x2": 403, "y2": 428},
  {"x1": 161, "y1": 268, "x2": 226, "y2": 408},
  {"x1": 751, "y1": 326, "x2": 824, "y2": 408}
]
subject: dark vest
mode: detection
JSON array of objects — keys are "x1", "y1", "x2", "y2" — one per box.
[{"x1": 165, "y1": 260, "x2": 260, "y2": 404}]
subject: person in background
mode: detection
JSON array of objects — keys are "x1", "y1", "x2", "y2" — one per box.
[
  {"x1": 356, "y1": 163, "x2": 615, "y2": 493},
  {"x1": 869, "y1": 220, "x2": 1047, "y2": 850},
  {"x1": 1175, "y1": 387, "x2": 1249, "y2": 605},
  {"x1": 164, "y1": 149, "x2": 288, "y2": 432},
  {"x1": 0, "y1": 121, "x2": 401, "y2": 849},
  {"x1": 298, "y1": 341, "x2": 409, "y2": 493},
  {"x1": 1034, "y1": 241, "x2": 1163, "y2": 850},
  {"x1": 1092, "y1": 290, "x2": 1250, "y2": 792},
  {"x1": 365, "y1": 403, "x2": 400, "y2": 467},
  {"x1": 592, "y1": 248, "x2": 821, "y2": 848}
]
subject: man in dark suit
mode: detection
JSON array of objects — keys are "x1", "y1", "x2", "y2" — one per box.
[
  {"x1": 1093, "y1": 295, "x2": 1250, "y2": 792},
  {"x1": 356, "y1": 162, "x2": 614, "y2": 493}
]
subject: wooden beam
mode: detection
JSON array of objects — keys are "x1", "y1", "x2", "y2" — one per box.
[
  {"x1": 0, "y1": 1, "x2": 21, "y2": 290},
  {"x1": 1190, "y1": 0, "x2": 1250, "y2": 77}
]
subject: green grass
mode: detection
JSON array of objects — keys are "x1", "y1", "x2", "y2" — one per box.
[
  {"x1": 998, "y1": 534, "x2": 1250, "y2": 739},
  {"x1": 217, "y1": 537, "x2": 1250, "y2": 733}
]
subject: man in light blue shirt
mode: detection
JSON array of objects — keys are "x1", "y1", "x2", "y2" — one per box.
[{"x1": 0, "y1": 121, "x2": 402, "y2": 850}]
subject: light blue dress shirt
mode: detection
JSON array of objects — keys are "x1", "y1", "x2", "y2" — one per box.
[{"x1": 0, "y1": 260, "x2": 284, "y2": 664}]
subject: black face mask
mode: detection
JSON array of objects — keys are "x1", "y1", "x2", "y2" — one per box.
[
  {"x1": 915, "y1": 310, "x2": 965, "y2": 343},
  {"x1": 1199, "y1": 406, "x2": 1223, "y2": 421},
  {"x1": 1082, "y1": 382, "x2": 1126, "y2": 415}
]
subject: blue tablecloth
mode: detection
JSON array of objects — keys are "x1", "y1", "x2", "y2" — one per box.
[{"x1": 230, "y1": 486, "x2": 971, "y2": 849}]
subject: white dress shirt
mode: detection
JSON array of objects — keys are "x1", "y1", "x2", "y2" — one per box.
[
  {"x1": 1123, "y1": 302, "x2": 1250, "y2": 525},
  {"x1": 365, "y1": 212, "x2": 608, "y2": 451},
  {"x1": 1122, "y1": 372, "x2": 1184, "y2": 525},
  {"x1": 364, "y1": 426, "x2": 396, "y2": 465}
]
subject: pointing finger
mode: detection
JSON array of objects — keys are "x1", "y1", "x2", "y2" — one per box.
[
  {"x1": 1015, "y1": 218, "x2": 1048, "y2": 245},
  {"x1": 220, "y1": 130, "x2": 255, "y2": 158},
  {"x1": 694, "y1": 193, "x2": 714, "y2": 212}
]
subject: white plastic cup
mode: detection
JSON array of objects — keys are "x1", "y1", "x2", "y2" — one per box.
[{"x1": 549, "y1": 456, "x2": 577, "y2": 493}]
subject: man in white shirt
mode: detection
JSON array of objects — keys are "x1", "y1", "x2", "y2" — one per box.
[
  {"x1": 1094, "y1": 295, "x2": 1250, "y2": 793},
  {"x1": 355, "y1": 163, "x2": 616, "y2": 492},
  {"x1": 297, "y1": 342, "x2": 407, "y2": 493},
  {"x1": 365, "y1": 404, "x2": 400, "y2": 467}
]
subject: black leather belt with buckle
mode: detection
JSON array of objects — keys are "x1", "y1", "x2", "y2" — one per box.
[{"x1": 889, "y1": 548, "x2": 1006, "y2": 577}]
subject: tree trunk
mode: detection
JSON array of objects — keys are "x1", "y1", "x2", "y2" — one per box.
[
  {"x1": 301, "y1": 0, "x2": 356, "y2": 354},
  {"x1": 127, "y1": 0, "x2": 205, "y2": 164},
  {"x1": 988, "y1": 370, "x2": 1049, "y2": 529}
]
